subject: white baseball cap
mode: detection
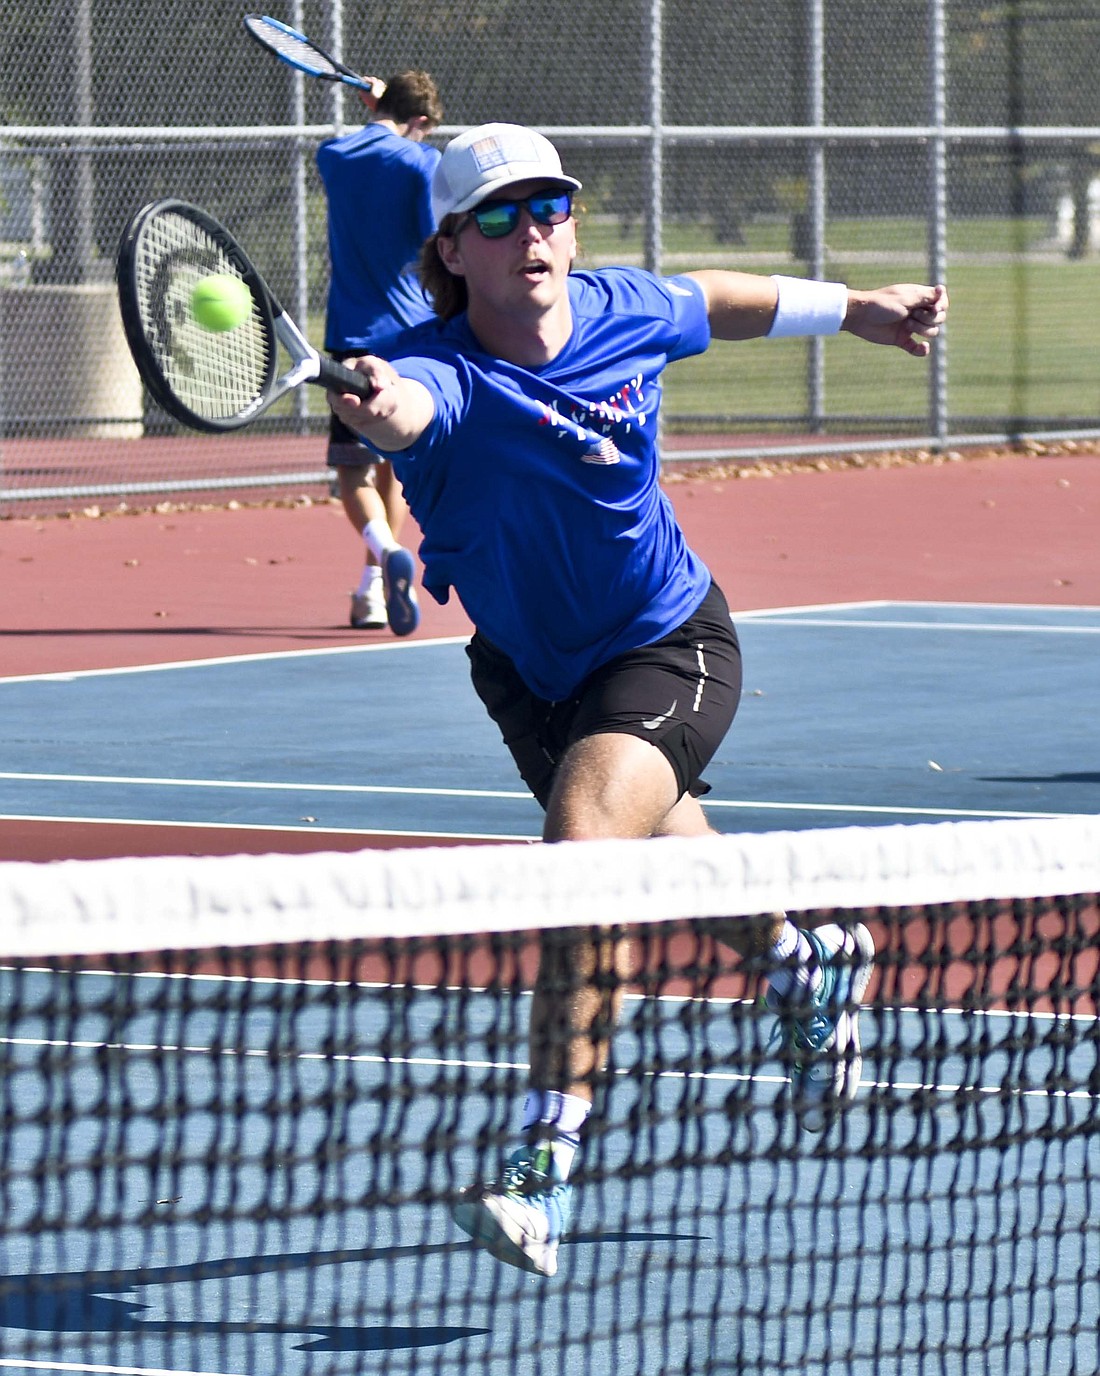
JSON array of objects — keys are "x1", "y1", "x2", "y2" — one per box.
[{"x1": 431, "y1": 122, "x2": 582, "y2": 223}]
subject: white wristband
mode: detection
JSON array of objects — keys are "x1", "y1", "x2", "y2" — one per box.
[{"x1": 766, "y1": 275, "x2": 848, "y2": 338}]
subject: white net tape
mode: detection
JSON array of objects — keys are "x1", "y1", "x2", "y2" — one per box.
[{"x1": 4, "y1": 815, "x2": 1100, "y2": 957}]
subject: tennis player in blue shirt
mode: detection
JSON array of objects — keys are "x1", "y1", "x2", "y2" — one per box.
[
  {"x1": 328, "y1": 123, "x2": 949, "y2": 1277},
  {"x1": 317, "y1": 70, "x2": 442, "y2": 633}
]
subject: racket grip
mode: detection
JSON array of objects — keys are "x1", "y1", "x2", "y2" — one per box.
[{"x1": 317, "y1": 355, "x2": 377, "y2": 399}]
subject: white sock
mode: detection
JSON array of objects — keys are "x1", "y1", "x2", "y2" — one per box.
[
  {"x1": 765, "y1": 920, "x2": 823, "y2": 1005},
  {"x1": 522, "y1": 1088, "x2": 590, "y2": 1180},
  {"x1": 355, "y1": 564, "x2": 382, "y2": 597},
  {"x1": 362, "y1": 519, "x2": 398, "y2": 563}
]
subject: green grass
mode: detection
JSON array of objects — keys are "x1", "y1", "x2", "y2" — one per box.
[
  {"x1": 572, "y1": 215, "x2": 1100, "y2": 428},
  {"x1": 575, "y1": 214, "x2": 1054, "y2": 261},
  {"x1": 662, "y1": 257, "x2": 1100, "y2": 428}
]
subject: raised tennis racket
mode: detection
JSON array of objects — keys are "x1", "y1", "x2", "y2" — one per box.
[
  {"x1": 116, "y1": 198, "x2": 373, "y2": 434},
  {"x1": 242, "y1": 13, "x2": 385, "y2": 104}
]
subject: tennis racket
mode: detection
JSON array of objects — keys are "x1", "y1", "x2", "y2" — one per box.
[
  {"x1": 116, "y1": 198, "x2": 373, "y2": 434},
  {"x1": 242, "y1": 14, "x2": 385, "y2": 104}
]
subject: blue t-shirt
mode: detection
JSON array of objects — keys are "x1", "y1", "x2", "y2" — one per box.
[
  {"x1": 372, "y1": 268, "x2": 715, "y2": 701},
  {"x1": 316, "y1": 126, "x2": 441, "y2": 350}
]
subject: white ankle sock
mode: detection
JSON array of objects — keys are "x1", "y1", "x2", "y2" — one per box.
[
  {"x1": 766, "y1": 921, "x2": 822, "y2": 1004},
  {"x1": 355, "y1": 564, "x2": 382, "y2": 597},
  {"x1": 362, "y1": 519, "x2": 398, "y2": 563},
  {"x1": 522, "y1": 1089, "x2": 590, "y2": 1180}
]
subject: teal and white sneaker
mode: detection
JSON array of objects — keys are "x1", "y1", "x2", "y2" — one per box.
[
  {"x1": 769, "y1": 922, "x2": 875, "y2": 1132},
  {"x1": 452, "y1": 1147, "x2": 572, "y2": 1277}
]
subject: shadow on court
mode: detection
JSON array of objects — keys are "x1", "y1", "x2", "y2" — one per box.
[
  {"x1": 0, "y1": 1244, "x2": 489, "y2": 1352},
  {"x1": 977, "y1": 771, "x2": 1100, "y2": 785},
  {"x1": 0, "y1": 1227, "x2": 702, "y2": 1355}
]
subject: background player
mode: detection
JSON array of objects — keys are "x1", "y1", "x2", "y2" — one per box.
[{"x1": 316, "y1": 69, "x2": 443, "y2": 632}]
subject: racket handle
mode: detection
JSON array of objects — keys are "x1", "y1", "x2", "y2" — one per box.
[{"x1": 317, "y1": 355, "x2": 377, "y2": 399}]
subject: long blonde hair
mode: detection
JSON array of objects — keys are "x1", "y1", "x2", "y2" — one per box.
[{"x1": 418, "y1": 223, "x2": 468, "y2": 321}]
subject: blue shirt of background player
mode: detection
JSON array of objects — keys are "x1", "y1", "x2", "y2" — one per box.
[
  {"x1": 368, "y1": 267, "x2": 715, "y2": 702},
  {"x1": 317, "y1": 125, "x2": 441, "y2": 350}
]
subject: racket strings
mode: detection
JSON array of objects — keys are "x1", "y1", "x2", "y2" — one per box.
[
  {"x1": 245, "y1": 18, "x2": 340, "y2": 78},
  {"x1": 133, "y1": 212, "x2": 273, "y2": 422}
]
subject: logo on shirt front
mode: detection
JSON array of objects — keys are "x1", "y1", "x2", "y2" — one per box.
[{"x1": 538, "y1": 374, "x2": 652, "y2": 467}]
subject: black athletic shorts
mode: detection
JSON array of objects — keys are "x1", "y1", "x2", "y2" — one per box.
[{"x1": 466, "y1": 580, "x2": 742, "y2": 809}]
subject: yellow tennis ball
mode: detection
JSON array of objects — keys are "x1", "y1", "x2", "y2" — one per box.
[{"x1": 190, "y1": 273, "x2": 252, "y2": 332}]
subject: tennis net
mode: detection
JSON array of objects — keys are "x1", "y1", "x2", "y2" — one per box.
[{"x1": 2, "y1": 815, "x2": 1099, "y2": 1376}]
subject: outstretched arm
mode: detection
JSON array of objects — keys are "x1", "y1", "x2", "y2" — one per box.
[
  {"x1": 686, "y1": 270, "x2": 948, "y2": 356},
  {"x1": 326, "y1": 355, "x2": 435, "y2": 453}
]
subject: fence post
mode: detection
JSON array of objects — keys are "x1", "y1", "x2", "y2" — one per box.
[
  {"x1": 291, "y1": 0, "x2": 311, "y2": 430},
  {"x1": 807, "y1": 0, "x2": 827, "y2": 433},
  {"x1": 330, "y1": 0, "x2": 345, "y2": 131},
  {"x1": 644, "y1": 0, "x2": 663, "y2": 276},
  {"x1": 43, "y1": 0, "x2": 94, "y2": 285},
  {"x1": 928, "y1": 0, "x2": 949, "y2": 446}
]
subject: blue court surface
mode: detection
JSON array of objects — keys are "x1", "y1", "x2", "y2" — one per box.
[
  {"x1": 2, "y1": 600, "x2": 1099, "y2": 841},
  {"x1": 2, "y1": 600, "x2": 1099, "y2": 1376}
]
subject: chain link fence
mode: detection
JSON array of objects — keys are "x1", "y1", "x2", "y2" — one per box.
[{"x1": 2, "y1": 0, "x2": 1099, "y2": 512}]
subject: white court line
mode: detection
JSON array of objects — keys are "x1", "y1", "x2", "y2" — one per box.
[
  {"x1": 4, "y1": 1032, "x2": 1095, "y2": 1101},
  {"x1": 0, "y1": 770, "x2": 1081, "y2": 826},
  {"x1": 736, "y1": 597, "x2": 1100, "y2": 632},
  {"x1": 741, "y1": 617, "x2": 1100, "y2": 633},
  {"x1": 703, "y1": 798, "x2": 1080, "y2": 820},
  {"x1": 736, "y1": 599, "x2": 891, "y2": 617},
  {"x1": 0, "y1": 635, "x2": 470, "y2": 686},
  {"x1": 3, "y1": 969, "x2": 1096, "y2": 1104},
  {"x1": 1, "y1": 1023, "x2": 1094, "y2": 1103},
  {"x1": 6, "y1": 601, "x2": 1097, "y2": 689},
  {"x1": 0, "y1": 812, "x2": 533, "y2": 843},
  {"x1": 0, "y1": 604, "x2": 893, "y2": 687},
  {"x1": 4, "y1": 602, "x2": 1097, "y2": 688},
  {"x1": 0, "y1": 772, "x2": 531, "y2": 800},
  {"x1": 0, "y1": 1362, "x2": 238, "y2": 1376},
  {"x1": 9, "y1": 967, "x2": 1093, "y2": 1024},
  {"x1": 738, "y1": 598, "x2": 1100, "y2": 617}
]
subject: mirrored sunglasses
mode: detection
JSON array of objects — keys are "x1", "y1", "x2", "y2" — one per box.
[{"x1": 461, "y1": 190, "x2": 574, "y2": 239}]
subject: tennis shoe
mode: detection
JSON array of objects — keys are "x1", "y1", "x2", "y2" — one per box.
[
  {"x1": 382, "y1": 546, "x2": 420, "y2": 636},
  {"x1": 349, "y1": 581, "x2": 386, "y2": 630},
  {"x1": 768, "y1": 922, "x2": 874, "y2": 1132},
  {"x1": 452, "y1": 1147, "x2": 571, "y2": 1277}
]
